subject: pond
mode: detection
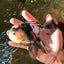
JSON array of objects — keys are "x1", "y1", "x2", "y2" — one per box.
[{"x1": 0, "y1": 0, "x2": 64, "y2": 64}]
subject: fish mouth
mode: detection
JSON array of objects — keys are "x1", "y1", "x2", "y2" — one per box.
[{"x1": 6, "y1": 30, "x2": 10, "y2": 36}]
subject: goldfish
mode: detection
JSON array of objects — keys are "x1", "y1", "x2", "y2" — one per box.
[{"x1": 7, "y1": 19, "x2": 57, "y2": 59}]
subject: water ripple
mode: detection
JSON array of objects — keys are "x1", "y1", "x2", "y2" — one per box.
[{"x1": 0, "y1": 31, "x2": 17, "y2": 64}]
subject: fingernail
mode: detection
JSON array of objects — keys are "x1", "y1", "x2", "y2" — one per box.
[
  {"x1": 10, "y1": 18, "x2": 14, "y2": 24},
  {"x1": 21, "y1": 10, "x2": 26, "y2": 17},
  {"x1": 46, "y1": 14, "x2": 53, "y2": 22}
]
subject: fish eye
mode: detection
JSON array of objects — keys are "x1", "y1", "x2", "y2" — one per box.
[
  {"x1": 12, "y1": 27, "x2": 15, "y2": 30},
  {"x1": 13, "y1": 32, "x2": 16, "y2": 35}
]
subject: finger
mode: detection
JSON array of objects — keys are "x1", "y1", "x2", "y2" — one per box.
[
  {"x1": 8, "y1": 41, "x2": 28, "y2": 50},
  {"x1": 46, "y1": 14, "x2": 53, "y2": 22},
  {"x1": 10, "y1": 18, "x2": 24, "y2": 25},
  {"x1": 21, "y1": 10, "x2": 38, "y2": 22},
  {"x1": 46, "y1": 14, "x2": 58, "y2": 24}
]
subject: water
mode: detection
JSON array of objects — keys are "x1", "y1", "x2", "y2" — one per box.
[
  {"x1": 0, "y1": 0, "x2": 64, "y2": 64},
  {"x1": 0, "y1": 31, "x2": 12, "y2": 64}
]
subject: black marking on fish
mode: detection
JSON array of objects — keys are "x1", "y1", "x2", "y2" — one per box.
[{"x1": 42, "y1": 19, "x2": 57, "y2": 32}]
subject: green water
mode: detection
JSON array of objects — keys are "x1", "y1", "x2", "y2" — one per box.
[{"x1": 0, "y1": 0, "x2": 64, "y2": 64}]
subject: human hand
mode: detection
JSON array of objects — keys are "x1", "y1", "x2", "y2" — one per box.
[{"x1": 7, "y1": 10, "x2": 64, "y2": 64}]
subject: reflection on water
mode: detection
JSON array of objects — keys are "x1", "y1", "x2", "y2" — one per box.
[
  {"x1": 0, "y1": 31, "x2": 18, "y2": 64},
  {"x1": 0, "y1": 31, "x2": 13, "y2": 64}
]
